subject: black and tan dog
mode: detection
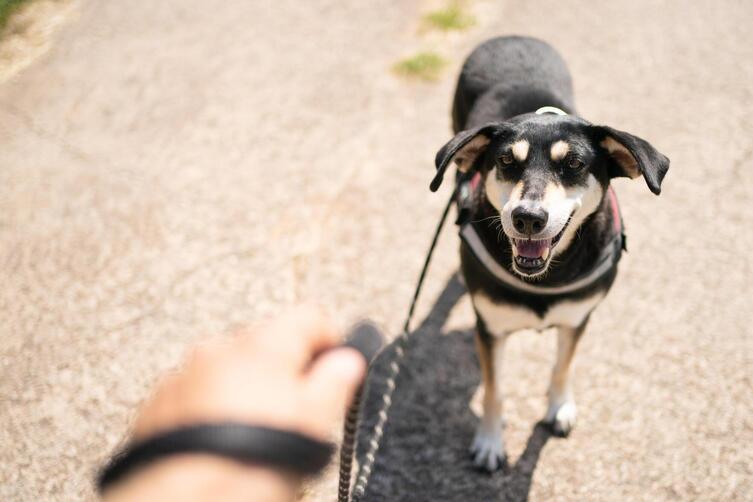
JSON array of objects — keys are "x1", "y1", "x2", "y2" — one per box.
[{"x1": 430, "y1": 36, "x2": 669, "y2": 472}]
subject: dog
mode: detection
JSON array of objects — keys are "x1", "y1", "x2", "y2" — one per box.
[{"x1": 429, "y1": 36, "x2": 669, "y2": 472}]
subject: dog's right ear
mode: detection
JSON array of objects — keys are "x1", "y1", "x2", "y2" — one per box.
[
  {"x1": 593, "y1": 125, "x2": 670, "y2": 195},
  {"x1": 431, "y1": 123, "x2": 507, "y2": 192}
]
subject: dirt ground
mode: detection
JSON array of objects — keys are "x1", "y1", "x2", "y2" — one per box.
[{"x1": 1, "y1": 1, "x2": 751, "y2": 500}]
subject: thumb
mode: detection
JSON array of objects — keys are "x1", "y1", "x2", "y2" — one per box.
[{"x1": 303, "y1": 348, "x2": 366, "y2": 431}]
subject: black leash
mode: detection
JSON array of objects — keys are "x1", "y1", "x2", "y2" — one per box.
[{"x1": 337, "y1": 190, "x2": 456, "y2": 502}]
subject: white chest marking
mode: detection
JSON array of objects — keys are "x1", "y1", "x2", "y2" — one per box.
[{"x1": 471, "y1": 291, "x2": 605, "y2": 336}]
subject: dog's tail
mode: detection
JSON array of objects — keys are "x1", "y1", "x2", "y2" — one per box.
[{"x1": 452, "y1": 36, "x2": 576, "y2": 132}]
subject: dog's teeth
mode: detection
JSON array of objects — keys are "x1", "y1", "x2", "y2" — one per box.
[{"x1": 542, "y1": 247, "x2": 550, "y2": 260}]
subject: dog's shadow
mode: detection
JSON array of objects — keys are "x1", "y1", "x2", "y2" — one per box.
[{"x1": 356, "y1": 274, "x2": 553, "y2": 502}]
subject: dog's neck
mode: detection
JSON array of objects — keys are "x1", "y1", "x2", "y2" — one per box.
[{"x1": 470, "y1": 188, "x2": 616, "y2": 286}]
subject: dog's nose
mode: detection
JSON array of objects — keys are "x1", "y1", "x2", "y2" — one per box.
[{"x1": 512, "y1": 206, "x2": 548, "y2": 236}]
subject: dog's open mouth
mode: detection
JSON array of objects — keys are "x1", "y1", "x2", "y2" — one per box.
[{"x1": 511, "y1": 223, "x2": 568, "y2": 276}]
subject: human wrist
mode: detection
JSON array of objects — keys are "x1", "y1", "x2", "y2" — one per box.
[{"x1": 102, "y1": 455, "x2": 298, "y2": 502}]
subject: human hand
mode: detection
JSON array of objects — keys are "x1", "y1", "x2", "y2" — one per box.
[
  {"x1": 133, "y1": 306, "x2": 365, "y2": 441},
  {"x1": 104, "y1": 306, "x2": 366, "y2": 502}
]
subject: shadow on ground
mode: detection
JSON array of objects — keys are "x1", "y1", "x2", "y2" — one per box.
[{"x1": 356, "y1": 274, "x2": 554, "y2": 501}]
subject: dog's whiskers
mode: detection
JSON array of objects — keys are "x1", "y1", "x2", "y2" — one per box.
[{"x1": 469, "y1": 214, "x2": 502, "y2": 225}]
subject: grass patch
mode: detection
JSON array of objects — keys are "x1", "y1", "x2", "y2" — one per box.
[
  {"x1": 0, "y1": 0, "x2": 29, "y2": 30},
  {"x1": 393, "y1": 51, "x2": 447, "y2": 81},
  {"x1": 423, "y1": 2, "x2": 476, "y2": 31}
]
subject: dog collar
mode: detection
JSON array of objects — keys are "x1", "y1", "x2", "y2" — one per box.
[
  {"x1": 535, "y1": 106, "x2": 568, "y2": 116},
  {"x1": 459, "y1": 188, "x2": 624, "y2": 296}
]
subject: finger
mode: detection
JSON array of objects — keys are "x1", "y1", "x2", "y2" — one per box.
[
  {"x1": 240, "y1": 305, "x2": 342, "y2": 370},
  {"x1": 302, "y1": 348, "x2": 366, "y2": 433}
]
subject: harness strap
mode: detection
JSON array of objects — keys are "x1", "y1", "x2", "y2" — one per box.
[{"x1": 460, "y1": 224, "x2": 620, "y2": 295}]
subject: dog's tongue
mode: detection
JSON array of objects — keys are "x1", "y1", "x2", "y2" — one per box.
[{"x1": 516, "y1": 239, "x2": 551, "y2": 258}]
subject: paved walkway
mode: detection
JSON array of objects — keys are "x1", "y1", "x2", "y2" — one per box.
[{"x1": 1, "y1": 1, "x2": 751, "y2": 500}]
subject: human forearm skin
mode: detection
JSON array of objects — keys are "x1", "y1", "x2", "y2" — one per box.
[{"x1": 102, "y1": 455, "x2": 298, "y2": 502}]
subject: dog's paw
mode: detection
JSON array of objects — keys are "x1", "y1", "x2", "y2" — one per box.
[
  {"x1": 469, "y1": 426, "x2": 506, "y2": 472},
  {"x1": 544, "y1": 399, "x2": 577, "y2": 437}
]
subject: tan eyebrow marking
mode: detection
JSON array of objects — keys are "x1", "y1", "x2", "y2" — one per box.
[
  {"x1": 511, "y1": 140, "x2": 529, "y2": 162},
  {"x1": 550, "y1": 140, "x2": 570, "y2": 161}
]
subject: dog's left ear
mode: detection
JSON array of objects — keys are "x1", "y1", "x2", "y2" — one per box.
[
  {"x1": 593, "y1": 125, "x2": 670, "y2": 195},
  {"x1": 431, "y1": 122, "x2": 508, "y2": 192}
]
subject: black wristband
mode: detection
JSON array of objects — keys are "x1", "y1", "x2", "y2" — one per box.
[{"x1": 97, "y1": 423, "x2": 335, "y2": 493}]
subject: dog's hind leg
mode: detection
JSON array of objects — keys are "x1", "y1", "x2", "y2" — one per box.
[
  {"x1": 470, "y1": 321, "x2": 507, "y2": 472},
  {"x1": 544, "y1": 319, "x2": 588, "y2": 437}
]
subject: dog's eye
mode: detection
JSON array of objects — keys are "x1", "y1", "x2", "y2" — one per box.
[
  {"x1": 568, "y1": 158, "x2": 584, "y2": 169},
  {"x1": 500, "y1": 153, "x2": 513, "y2": 165}
]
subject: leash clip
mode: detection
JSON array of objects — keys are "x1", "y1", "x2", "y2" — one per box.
[{"x1": 455, "y1": 172, "x2": 481, "y2": 225}]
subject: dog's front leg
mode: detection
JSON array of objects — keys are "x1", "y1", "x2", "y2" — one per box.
[
  {"x1": 544, "y1": 320, "x2": 587, "y2": 437},
  {"x1": 470, "y1": 322, "x2": 507, "y2": 472}
]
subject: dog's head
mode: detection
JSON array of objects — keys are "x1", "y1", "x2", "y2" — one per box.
[{"x1": 432, "y1": 113, "x2": 669, "y2": 277}]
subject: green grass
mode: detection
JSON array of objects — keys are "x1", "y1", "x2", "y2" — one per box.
[
  {"x1": 423, "y1": 3, "x2": 476, "y2": 31},
  {"x1": 393, "y1": 51, "x2": 447, "y2": 81},
  {"x1": 0, "y1": 0, "x2": 29, "y2": 30}
]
